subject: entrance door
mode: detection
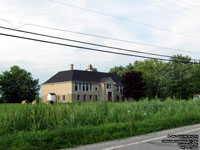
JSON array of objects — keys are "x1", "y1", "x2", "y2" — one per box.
[{"x1": 108, "y1": 92, "x2": 112, "y2": 101}]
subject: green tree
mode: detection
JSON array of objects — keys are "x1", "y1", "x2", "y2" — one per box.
[
  {"x1": 91, "y1": 67, "x2": 97, "y2": 72},
  {"x1": 134, "y1": 59, "x2": 166, "y2": 99},
  {"x1": 165, "y1": 54, "x2": 194, "y2": 99},
  {"x1": 0, "y1": 66, "x2": 40, "y2": 103},
  {"x1": 191, "y1": 63, "x2": 200, "y2": 95},
  {"x1": 109, "y1": 63, "x2": 134, "y2": 76}
]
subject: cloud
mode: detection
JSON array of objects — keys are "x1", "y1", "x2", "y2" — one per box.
[{"x1": 0, "y1": 0, "x2": 200, "y2": 83}]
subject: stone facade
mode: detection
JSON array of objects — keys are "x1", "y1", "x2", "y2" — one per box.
[
  {"x1": 41, "y1": 78, "x2": 124, "y2": 103},
  {"x1": 42, "y1": 81, "x2": 73, "y2": 103}
]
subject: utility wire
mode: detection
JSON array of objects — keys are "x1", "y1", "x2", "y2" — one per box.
[
  {"x1": 156, "y1": 0, "x2": 186, "y2": 10},
  {"x1": 1, "y1": 18, "x2": 200, "y2": 55},
  {"x1": 1, "y1": 25, "x2": 200, "y2": 62},
  {"x1": 138, "y1": 0, "x2": 200, "y2": 21},
  {"x1": 179, "y1": 0, "x2": 200, "y2": 10},
  {"x1": 0, "y1": 19, "x2": 15, "y2": 28},
  {"x1": 0, "y1": 26, "x2": 179, "y2": 59},
  {"x1": 0, "y1": 32, "x2": 199, "y2": 64},
  {"x1": 47, "y1": 0, "x2": 200, "y2": 39}
]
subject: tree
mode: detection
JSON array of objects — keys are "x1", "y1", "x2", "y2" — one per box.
[
  {"x1": 109, "y1": 63, "x2": 134, "y2": 76},
  {"x1": 134, "y1": 59, "x2": 166, "y2": 99},
  {"x1": 0, "y1": 66, "x2": 40, "y2": 103},
  {"x1": 91, "y1": 67, "x2": 97, "y2": 72},
  {"x1": 122, "y1": 71, "x2": 146, "y2": 101},
  {"x1": 164, "y1": 54, "x2": 194, "y2": 99}
]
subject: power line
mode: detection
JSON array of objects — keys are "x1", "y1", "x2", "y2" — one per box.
[
  {"x1": 47, "y1": 0, "x2": 200, "y2": 39},
  {"x1": 1, "y1": 18, "x2": 200, "y2": 55},
  {"x1": 1, "y1": 25, "x2": 200, "y2": 62},
  {"x1": 0, "y1": 32, "x2": 199, "y2": 64},
  {"x1": 0, "y1": 26, "x2": 178, "y2": 59},
  {"x1": 138, "y1": 0, "x2": 200, "y2": 21},
  {"x1": 156, "y1": 0, "x2": 186, "y2": 10},
  {"x1": 179, "y1": 0, "x2": 200, "y2": 10}
]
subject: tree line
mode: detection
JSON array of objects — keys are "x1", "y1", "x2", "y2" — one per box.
[
  {"x1": 0, "y1": 54, "x2": 199, "y2": 103},
  {"x1": 110, "y1": 54, "x2": 200, "y2": 100}
]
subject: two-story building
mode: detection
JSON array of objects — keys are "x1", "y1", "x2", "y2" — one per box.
[{"x1": 41, "y1": 64, "x2": 124, "y2": 103}]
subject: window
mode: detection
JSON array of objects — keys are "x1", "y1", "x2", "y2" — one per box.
[
  {"x1": 95, "y1": 87, "x2": 98, "y2": 91},
  {"x1": 77, "y1": 95, "x2": 80, "y2": 101},
  {"x1": 117, "y1": 85, "x2": 120, "y2": 93},
  {"x1": 120, "y1": 86, "x2": 123, "y2": 94},
  {"x1": 75, "y1": 83, "x2": 78, "y2": 91},
  {"x1": 117, "y1": 95, "x2": 119, "y2": 102},
  {"x1": 107, "y1": 84, "x2": 112, "y2": 89},
  {"x1": 95, "y1": 95, "x2": 98, "y2": 101},
  {"x1": 76, "y1": 82, "x2": 93, "y2": 92},
  {"x1": 90, "y1": 95, "x2": 92, "y2": 101},
  {"x1": 57, "y1": 96, "x2": 60, "y2": 101},
  {"x1": 82, "y1": 83, "x2": 85, "y2": 91},
  {"x1": 89, "y1": 83, "x2": 92, "y2": 91},
  {"x1": 79, "y1": 83, "x2": 82, "y2": 91},
  {"x1": 63, "y1": 95, "x2": 65, "y2": 101},
  {"x1": 86, "y1": 83, "x2": 89, "y2": 91},
  {"x1": 117, "y1": 85, "x2": 123, "y2": 93},
  {"x1": 122, "y1": 96, "x2": 125, "y2": 101},
  {"x1": 83, "y1": 95, "x2": 86, "y2": 101}
]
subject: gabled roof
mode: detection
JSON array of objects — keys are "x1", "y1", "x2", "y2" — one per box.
[{"x1": 43, "y1": 70, "x2": 121, "y2": 84}]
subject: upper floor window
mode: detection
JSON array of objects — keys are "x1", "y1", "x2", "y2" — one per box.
[
  {"x1": 75, "y1": 82, "x2": 93, "y2": 92},
  {"x1": 117, "y1": 85, "x2": 123, "y2": 93},
  {"x1": 75, "y1": 83, "x2": 78, "y2": 91},
  {"x1": 107, "y1": 84, "x2": 112, "y2": 89},
  {"x1": 82, "y1": 83, "x2": 85, "y2": 91},
  {"x1": 79, "y1": 83, "x2": 82, "y2": 91},
  {"x1": 89, "y1": 83, "x2": 92, "y2": 91},
  {"x1": 86, "y1": 83, "x2": 89, "y2": 91}
]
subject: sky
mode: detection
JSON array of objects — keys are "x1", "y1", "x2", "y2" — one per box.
[{"x1": 1, "y1": 0, "x2": 200, "y2": 84}]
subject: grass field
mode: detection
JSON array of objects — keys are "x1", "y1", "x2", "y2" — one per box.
[{"x1": 0, "y1": 99, "x2": 200, "y2": 150}]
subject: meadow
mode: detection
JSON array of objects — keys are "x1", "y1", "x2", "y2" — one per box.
[{"x1": 0, "y1": 99, "x2": 200, "y2": 150}]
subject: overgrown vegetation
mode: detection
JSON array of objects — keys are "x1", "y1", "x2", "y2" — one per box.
[
  {"x1": 0, "y1": 99, "x2": 200, "y2": 150},
  {"x1": 110, "y1": 54, "x2": 200, "y2": 99}
]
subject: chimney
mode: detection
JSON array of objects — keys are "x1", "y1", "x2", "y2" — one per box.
[
  {"x1": 70, "y1": 64, "x2": 74, "y2": 70},
  {"x1": 88, "y1": 64, "x2": 93, "y2": 71}
]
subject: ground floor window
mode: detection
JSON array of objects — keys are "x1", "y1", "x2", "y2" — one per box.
[
  {"x1": 63, "y1": 95, "x2": 65, "y2": 101},
  {"x1": 77, "y1": 95, "x2": 80, "y2": 101},
  {"x1": 117, "y1": 95, "x2": 119, "y2": 102},
  {"x1": 89, "y1": 95, "x2": 92, "y2": 101},
  {"x1": 122, "y1": 96, "x2": 125, "y2": 101},
  {"x1": 57, "y1": 96, "x2": 60, "y2": 101},
  {"x1": 83, "y1": 95, "x2": 86, "y2": 101},
  {"x1": 95, "y1": 95, "x2": 98, "y2": 101}
]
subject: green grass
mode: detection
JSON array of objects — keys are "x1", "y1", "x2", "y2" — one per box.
[{"x1": 0, "y1": 99, "x2": 200, "y2": 150}]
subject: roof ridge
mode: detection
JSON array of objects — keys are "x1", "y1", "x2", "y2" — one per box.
[
  {"x1": 58, "y1": 69, "x2": 117, "y2": 75},
  {"x1": 43, "y1": 69, "x2": 121, "y2": 84}
]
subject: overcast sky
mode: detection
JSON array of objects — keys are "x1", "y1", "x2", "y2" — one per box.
[{"x1": 1, "y1": 0, "x2": 200, "y2": 84}]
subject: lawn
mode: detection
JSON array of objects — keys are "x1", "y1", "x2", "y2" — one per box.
[{"x1": 0, "y1": 99, "x2": 200, "y2": 150}]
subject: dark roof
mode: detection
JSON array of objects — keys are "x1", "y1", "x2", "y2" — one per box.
[{"x1": 43, "y1": 70, "x2": 121, "y2": 84}]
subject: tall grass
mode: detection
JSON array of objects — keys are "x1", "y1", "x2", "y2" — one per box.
[{"x1": 1, "y1": 99, "x2": 200, "y2": 135}]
